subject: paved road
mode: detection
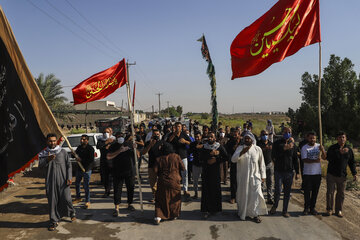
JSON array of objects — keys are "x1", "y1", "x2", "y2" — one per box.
[{"x1": 0, "y1": 168, "x2": 342, "y2": 240}]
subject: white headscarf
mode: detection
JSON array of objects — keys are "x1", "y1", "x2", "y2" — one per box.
[{"x1": 244, "y1": 131, "x2": 256, "y2": 145}]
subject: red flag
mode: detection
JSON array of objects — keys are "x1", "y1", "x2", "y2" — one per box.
[
  {"x1": 230, "y1": 0, "x2": 321, "y2": 79},
  {"x1": 72, "y1": 59, "x2": 127, "y2": 105},
  {"x1": 132, "y1": 81, "x2": 136, "y2": 108}
]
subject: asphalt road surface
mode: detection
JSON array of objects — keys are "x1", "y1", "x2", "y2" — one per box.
[{"x1": 0, "y1": 167, "x2": 342, "y2": 240}]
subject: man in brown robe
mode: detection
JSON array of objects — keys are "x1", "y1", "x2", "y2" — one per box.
[{"x1": 153, "y1": 143, "x2": 185, "y2": 225}]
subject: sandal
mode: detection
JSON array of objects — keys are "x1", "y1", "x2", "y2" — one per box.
[
  {"x1": 48, "y1": 222, "x2": 58, "y2": 231},
  {"x1": 113, "y1": 209, "x2": 119, "y2": 217},
  {"x1": 254, "y1": 216, "x2": 262, "y2": 223}
]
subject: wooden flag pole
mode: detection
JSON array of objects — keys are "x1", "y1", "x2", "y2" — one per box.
[
  {"x1": 318, "y1": 42, "x2": 323, "y2": 145},
  {"x1": 126, "y1": 60, "x2": 143, "y2": 211}
]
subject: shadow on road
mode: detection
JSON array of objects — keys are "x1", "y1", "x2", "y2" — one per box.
[{"x1": 0, "y1": 201, "x2": 48, "y2": 215}]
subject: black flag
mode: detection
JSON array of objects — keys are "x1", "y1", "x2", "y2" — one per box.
[{"x1": 0, "y1": 6, "x2": 62, "y2": 191}]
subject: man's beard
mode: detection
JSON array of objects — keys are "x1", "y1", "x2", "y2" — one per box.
[{"x1": 244, "y1": 141, "x2": 252, "y2": 146}]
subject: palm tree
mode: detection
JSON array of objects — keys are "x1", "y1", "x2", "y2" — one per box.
[
  {"x1": 35, "y1": 73, "x2": 74, "y2": 120},
  {"x1": 35, "y1": 73, "x2": 67, "y2": 110}
]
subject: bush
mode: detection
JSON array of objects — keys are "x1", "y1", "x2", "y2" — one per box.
[{"x1": 201, "y1": 113, "x2": 209, "y2": 119}]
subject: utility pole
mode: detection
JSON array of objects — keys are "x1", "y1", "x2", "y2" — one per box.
[
  {"x1": 156, "y1": 92, "x2": 163, "y2": 115},
  {"x1": 121, "y1": 99, "x2": 124, "y2": 112},
  {"x1": 166, "y1": 101, "x2": 170, "y2": 116},
  {"x1": 152, "y1": 105, "x2": 154, "y2": 114}
]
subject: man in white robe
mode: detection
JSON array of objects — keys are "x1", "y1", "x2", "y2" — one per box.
[{"x1": 231, "y1": 132, "x2": 268, "y2": 223}]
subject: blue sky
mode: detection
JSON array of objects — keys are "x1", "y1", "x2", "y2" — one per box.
[{"x1": 1, "y1": 0, "x2": 360, "y2": 113}]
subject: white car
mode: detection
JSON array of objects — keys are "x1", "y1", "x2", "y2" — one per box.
[{"x1": 61, "y1": 133, "x2": 103, "y2": 172}]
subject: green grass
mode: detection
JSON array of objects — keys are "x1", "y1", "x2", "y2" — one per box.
[{"x1": 190, "y1": 113, "x2": 289, "y2": 136}]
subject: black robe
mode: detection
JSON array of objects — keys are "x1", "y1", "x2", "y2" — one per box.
[{"x1": 200, "y1": 144, "x2": 228, "y2": 213}]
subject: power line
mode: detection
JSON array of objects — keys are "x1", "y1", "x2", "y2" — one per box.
[
  {"x1": 64, "y1": 0, "x2": 130, "y2": 58},
  {"x1": 26, "y1": 0, "x2": 117, "y2": 60},
  {"x1": 44, "y1": 0, "x2": 121, "y2": 58}
]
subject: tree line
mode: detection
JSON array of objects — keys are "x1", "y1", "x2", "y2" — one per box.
[{"x1": 287, "y1": 54, "x2": 360, "y2": 142}]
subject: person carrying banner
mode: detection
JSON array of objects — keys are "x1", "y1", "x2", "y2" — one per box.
[
  {"x1": 107, "y1": 135, "x2": 137, "y2": 216},
  {"x1": 97, "y1": 127, "x2": 115, "y2": 198},
  {"x1": 39, "y1": 133, "x2": 76, "y2": 231}
]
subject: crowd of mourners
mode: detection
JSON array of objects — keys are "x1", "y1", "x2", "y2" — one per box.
[{"x1": 39, "y1": 118, "x2": 358, "y2": 231}]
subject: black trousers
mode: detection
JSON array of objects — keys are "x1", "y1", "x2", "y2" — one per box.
[
  {"x1": 303, "y1": 174, "x2": 321, "y2": 210},
  {"x1": 100, "y1": 161, "x2": 112, "y2": 194},
  {"x1": 113, "y1": 175, "x2": 135, "y2": 205},
  {"x1": 230, "y1": 162, "x2": 237, "y2": 199}
]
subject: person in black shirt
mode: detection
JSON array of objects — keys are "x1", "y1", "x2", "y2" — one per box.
[
  {"x1": 270, "y1": 127, "x2": 299, "y2": 218},
  {"x1": 142, "y1": 129, "x2": 163, "y2": 202},
  {"x1": 257, "y1": 130, "x2": 274, "y2": 204},
  {"x1": 200, "y1": 132, "x2": 229, "y2": 218},
  {"x1": 73, "y1": 135, "x2": 95, "y2": 209},
  {"x1": 107, "y1": 135, "x2": 137, "y2": 216},
  {"x1": 96, "y1": 128, "x2": 115, "y2": 198},
  {"x1": 189, "y1": 132, "x2": 203, "y2": 199},
  {"x1": 225, "y1": 128, "x2": 241, "y2": 204},
  {"x1": 325, "y1": 131, "x2": 357, "y2": 217},
  {"x1": 167, "y1": 122, "x2": 191, "y2": 198}
]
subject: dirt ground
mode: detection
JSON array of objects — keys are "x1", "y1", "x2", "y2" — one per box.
[
  {"x1": 0, "y1": 164, "x2": 359, "y2": 240},
  {"x1": 290, "y1": 175, "x2": 360, "y2": 240}
]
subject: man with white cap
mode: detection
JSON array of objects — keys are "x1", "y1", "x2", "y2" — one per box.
[{"x1": 231, "y1": 132, "x2": 267, "y2": 223}]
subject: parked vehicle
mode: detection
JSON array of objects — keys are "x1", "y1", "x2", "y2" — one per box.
[{"x1": 61, "y1": 133, "x2": 103, "y2": 173}]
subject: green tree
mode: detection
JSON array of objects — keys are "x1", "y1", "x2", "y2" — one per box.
[
  {"x1": 35, "y1": 73, "x2": 73, "y2": 120},
  {"x1": 287, "y1": 55, "x2": 360, "y2": 140},
  {"x1": 176, "y1": 105, "x2": 183, "y2": 116},
  {"x1": 36, "y1": 73, "x2": 67, "y2": 109}
]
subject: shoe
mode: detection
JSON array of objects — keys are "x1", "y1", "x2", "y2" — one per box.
[
  {"x1": 229, "y1": 198, "x2": 236, "y2": 204},
  {"x1": 149, "y1": 198, "x2": 155, "y2": 203},
  {"x1": 154, "y1": 217, "x2": 161, "y2": 225},
  {"x1": 310, "y1": 209, "x2": 319, "y2": 216},
  {"x1": 83, "y1": 202, "x2": 90, "y2": 209},
  {"x1": 336, "y1": 211, "x2": 343, "y2": 218},
  {"x1": 48, "y1": 222, "x2": 58, "y2": 231},
  {"x1": 192, "y1": 194, "x2": 198, "y2": 199},
  {"x1": 71, "y1": 216, "x2": 77, "y2": 222},
  {"x1": 282, "y1": 212, "x2": 290, "y2": 218},
  {"x1": 303, "y1": 208, "x2": 310, "y2": 215},
  {"x1": 128, "y1": 205, "x2": 135, "y2": 211},
  {"x1": 269, "y1": 206, "x2": 276, "y2": 215},
  {"x1": 72, "y1": 198, "x2": 82, "y2": 204},
  {"x1": 253, "y1": 216, "x2": 262, "y2": 223},
  {"x1": 184, "y1": 192, "x2": 191, "y2": 198},
  {"x1": 266, "y1": 199, "x2": 274, "y2": 205},
  {"x1": 325, "y1": 210, "x2": 332, "y2": 216},
  {"x1": 113, "y1": 209, "x2": 119, "y2": 217}
]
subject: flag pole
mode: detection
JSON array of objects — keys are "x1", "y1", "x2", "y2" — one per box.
[
  {"x1": 318, "y1": 42, "x2": 323, "y2": 145},
  {"x1": 125, "y1": 60, "x2": 143, "y2": 211}
]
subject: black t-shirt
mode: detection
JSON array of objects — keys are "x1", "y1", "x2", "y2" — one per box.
[
  {"x1": 75, "y1": 144, "x2": 95, "y2": 172},
  {"x1": 189, "y1": 141, "x2": 203, "y2": 166},
  {"x1": 327, "y1": 143, "x2": 357, "y2": 177},
  {"x1": 257, "y1": 140, "x2": 273, "y2": 166},
  {"x1": 168, "y1": 132, "x2": 191, "y2": 159},
  {"x1": 146, "y1": 140, "x2": 163, "y2": 168},
  {"x1": 109, "y1": 143, "x2": 135, "y2": 177}
]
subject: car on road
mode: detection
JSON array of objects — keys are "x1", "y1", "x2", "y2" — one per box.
[{"x1": 61, "y1": 133, "x2": 103, "y2": 173}]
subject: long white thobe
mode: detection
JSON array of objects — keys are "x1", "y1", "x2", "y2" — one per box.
[{"x1": 231, "y1": 144, "x2": 268, "y2": 220}]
